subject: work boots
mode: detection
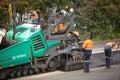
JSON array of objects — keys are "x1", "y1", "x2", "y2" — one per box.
[
  {"x1": 84, "y1": 69, "x2": 90, "y2": 73},
  {"x1": 106, "y1": 65, "x2": 111, "y2": 69}
]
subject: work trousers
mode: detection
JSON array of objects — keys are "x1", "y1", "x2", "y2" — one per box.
[
  {"x1": 104, "y1": 49, "x2": 111, "y2": 66},
  {"x1": 83, "y1": 50, "x2": 92, "y2": 72}
]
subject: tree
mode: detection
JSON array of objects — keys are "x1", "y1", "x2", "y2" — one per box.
[
  {"x1": 75, "y1": 0, "x2": 120, "y2": 40},
  {"x1": 1, "y1": 0, "x2": 120, "y2": 40},
  {"x1": 0, "y1": 0, "x2": 11, "y2": 29}
]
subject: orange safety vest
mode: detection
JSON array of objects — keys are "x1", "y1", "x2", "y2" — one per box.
[
  {"x1": 55, "y1": 23, "x2": 65, "y2": 32},
  {"x1": 82, "y1": 39, "x2": 93, "y2": 50},
  {"x1": 30, "y1": 10, "x2": 38, "y2": 19},
  {"x1": 106, "y1": 42, "x2": 115, "y2": 48}
]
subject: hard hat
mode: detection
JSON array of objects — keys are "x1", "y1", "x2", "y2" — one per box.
[
  {"x1": 60, "y1": 10, "x2": 67, "y2": 16},
  {"x1": 65, "y1": 6, "x2": 69, "y2": 9},
  {"x1": 67, "y1": 33, "x2": 72, "y2": 38}
]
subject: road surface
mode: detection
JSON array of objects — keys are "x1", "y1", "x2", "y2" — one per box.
[{"x1": 11, "y1": 39, "x2": 120, "y2": 80}]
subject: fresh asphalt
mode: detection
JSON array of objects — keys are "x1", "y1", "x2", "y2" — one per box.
[
  {"x1": 11, "y1": 39, "x2": 120, "y2": 80},
  {"x1": 11, "y1": 51, "x2": 120, "y2": 80},
  {"x1": 91, "y1": 39, "x2": 120, "y2": 68},
  {"x1": 91, "y1": 50, "x2": 120, "y2": 68}
]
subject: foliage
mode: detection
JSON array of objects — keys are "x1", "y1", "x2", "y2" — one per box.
[
  {"x1": 0, "y1": 0, "x2": 120, "y2": 40},
  {"x1": 75, "y1": 0, "x2": 120, "y2": 40},
  {"x1": 0, "y1": 0, "x2": 10, "y2": 29}
]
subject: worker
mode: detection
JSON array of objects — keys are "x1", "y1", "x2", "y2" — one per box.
[
  {"x1": 72, "y1": 31, "x2": 79, "y2": 39},
  {"x1": 67, "y1": 31, "x2": 80, "y2": 42},
  {"x1": 30, "y1": 10, "x2": 38, "y2": 19},
  {"x1": 104, "y1": 41, "x2": 118, "y2": 69},
  {"x1": 65, "y1": 6, "x2": 69, "y2": 12},
  {"x1": 54, "y1": 23, "x2": 65, "y2": 33},
  {"x1": 30, "y1": 10, "x2": 39, "y2": 24},
  {"x1": 82, "y1": 36, "x2": 93, "y2": 73}
]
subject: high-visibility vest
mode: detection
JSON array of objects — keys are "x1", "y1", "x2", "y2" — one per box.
[
  {"x1": 55, "y1": 23, "x2": 65, "y2": 32},
  {"x1": 82, "y1": 39, "x2": 93, "y2": 50},
  {"x1": 30, "y1": 10, "x2": 38, "y2": 19},
  {"x1": 106, "y1": 42, "x2": 115, "y2": 48}
]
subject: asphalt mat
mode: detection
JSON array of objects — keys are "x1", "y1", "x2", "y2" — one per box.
[{"x1": 90, "y1": 50, "x2": 120, "y2": 68}]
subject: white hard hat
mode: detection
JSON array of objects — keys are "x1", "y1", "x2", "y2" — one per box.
[{"x1": 60, "y1": 10, "x2": 67, "y2": 16}]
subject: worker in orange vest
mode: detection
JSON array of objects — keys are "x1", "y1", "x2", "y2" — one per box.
[
  {"x1": 30, "y1": 10, "x2": 38, "y2": 19},
  {"x1": 104, "y1": 41, "x2": 118, "y2": 69},
  {"x1": 82, "y1": 36, "x2": 93, "y2": 73},
  {"x1": 67, "y1": 31, "x2": 79, "y2": 38},
  {"x1": 54, "y1": 23, "x2": 65, "y2": 33},
  {"x1": 67, "y1": 31, "x2": 80, "y2": 42}
]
